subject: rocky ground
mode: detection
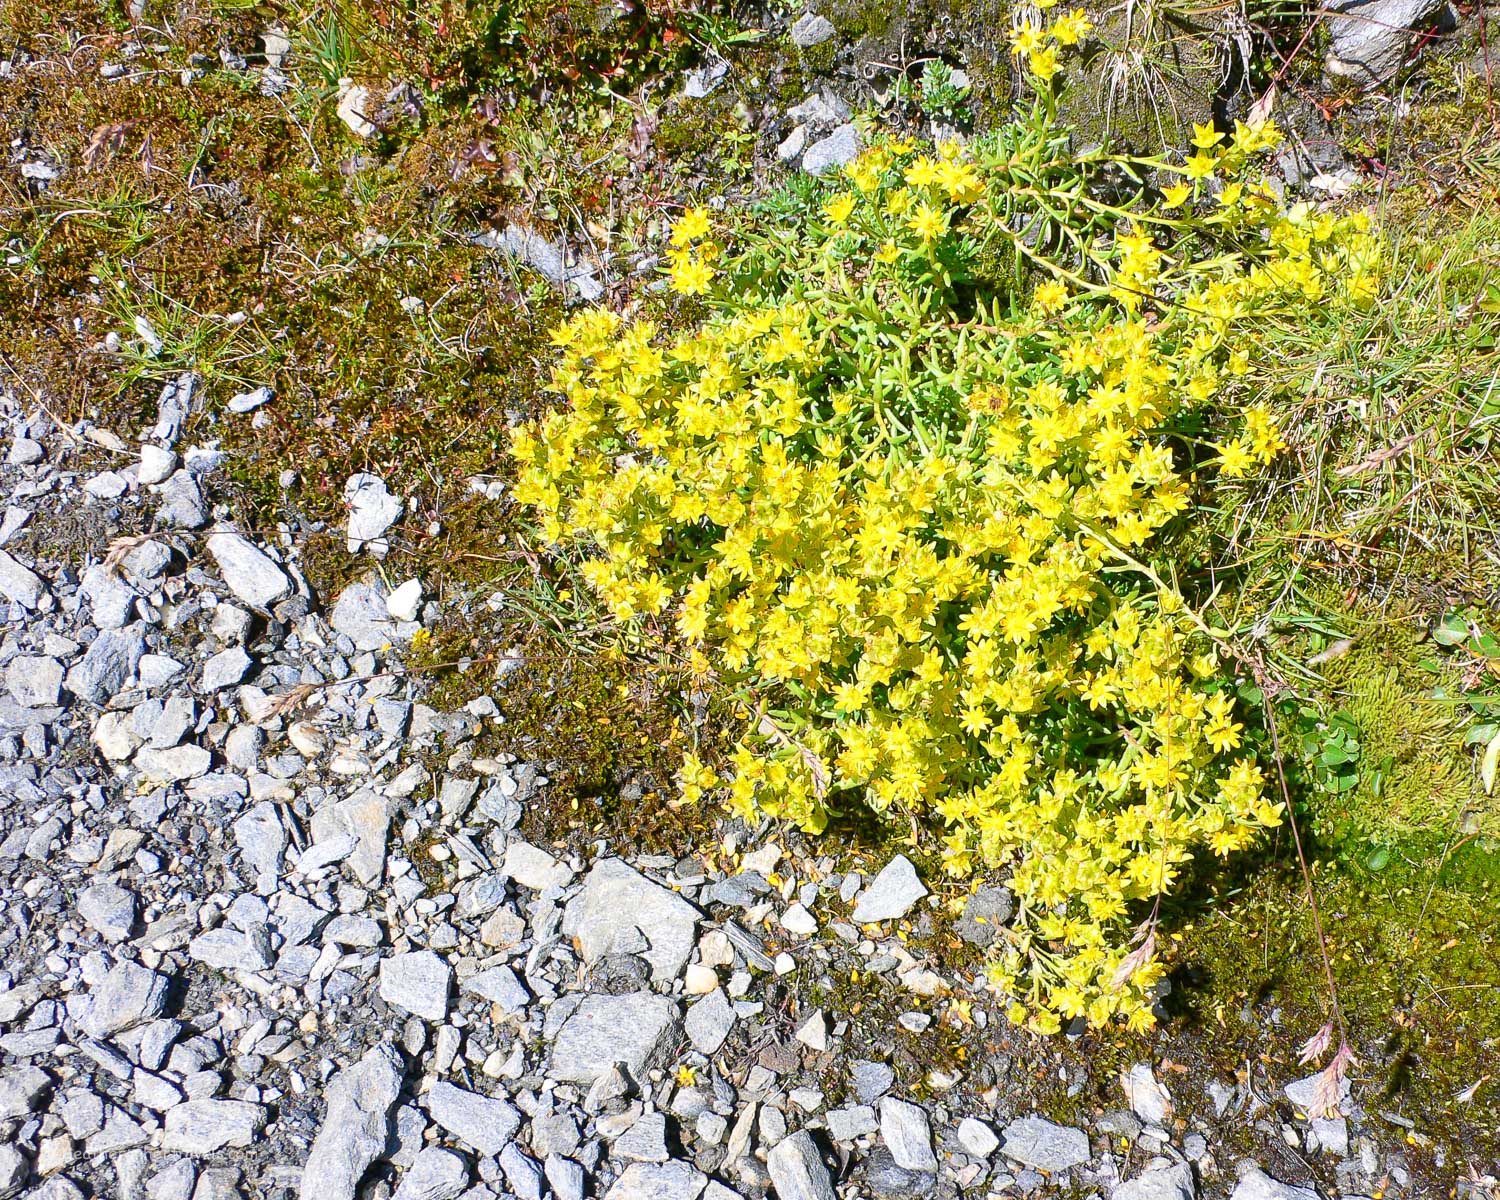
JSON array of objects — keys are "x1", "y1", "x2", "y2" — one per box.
[{"x1": 2, "y1": 370, "x2": 1495, "y2": 1200}]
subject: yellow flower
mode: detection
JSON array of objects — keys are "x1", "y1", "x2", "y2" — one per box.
[
  {"x1": 1028, "y1": 46, "x2": 1060, "y2": 79},
  {"x1": 1033, "y1": 279, "x2": 1068, "y2": 313},
  {"x1": 1161, "y1": 182, "x2": 1192, "y2": 208},
  {"x1": 1212, "y1": 438, "x2": 1255, "y2": 477},
  {"x1": 1010, "y1": 19, "x2": 1044, "y2": 55},
  {"x1": 670, "y1": 206, "x2": 712, "y2": 247},
  {"x1": 1182, "y1": 149, "x2": 1218, "y2": 181},
  {"x1": 669, "y1": 255, "x2": 714, "y2": 295},
  {"x1": 907, "y1": 202, "x2": 948, "y2": 241},
  {"x1": 823, "y1": 193, "x2": 857, "y2": 224},
  {"x1": 1190, "y1": 121, "x2": 1224, "y2": 151},
  {"x1": 1050, "y1": 8, "x2": 1093, "y2": 45}
]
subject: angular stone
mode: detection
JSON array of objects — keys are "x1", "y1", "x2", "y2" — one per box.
[
  {"x1": 65, "y1": 625, "x2": 145, "y2": 705},
  {"x1": 233, "y1": 802, "x2": 285, "y2": 895},
  {"x1": 200, "y1": 647, "x2": 253, "y2": 692},
  {"x1": 1000, "y1": 1116, "x2": 1090, "y2": 1172},
  {"x1": 189, "y1": 926, "x2": 274, "y2": 973},
  {"x1": 1228, "y1": 1165, "x2": 1319, "y2": 1200},
  {"x1": 425, "y1": 1081, "x2": 521, "y2": 1156},
  {"x1": 0, "y1": 549, "x2": 47, "y2": 609},
  {"x1": 78, "y1": 879, "x2": 136, "y2": 943},
  {"x1": 826, "y1": 1105, "x2": 878, "y2": 1141},
  {"x1": 957, "y1": 1117, "x2": 998, "y2": 1158},
  {"x1": 500, "y1": 1144, "x2": 544, "y2": 1200},
  {"x1": 1122, "y1": 1063, "x2": 1172, "y2": 1126},
  {"x1": 300, "y1": 1042, "x2": 406, "y2": 1200},
  {"x1": 851, "y1": 856, "x2": 927, "y2": 923},
  {"x1": 206, "y1": 530, "x2": 293, "y2": 611},
  {"x1": 851, "y1": 1059, "x2": 894, "y2": 1104},
  {"x1": 604, "y1": 1162, "x2": 707, "y2": 1200},
  {"x1": 330, "y1": 581, "x2": 415, "y2": 650},
  {"x1": 1112, "y1": 1160, "x2": 1195, "y2": 1200},
  {"x1": 161, "y1": 1100, "x2": 266, "y2": 1154},
  {"x1": 880, "y1": 1098, "x2": 937, "y2": 1171},
  {"x1": 155, "y1": 470, "x2": 208, "y2": 529},
  {"x1": 345, "y1": 473, "x2": 404, "y2": 556},
  {"x1": 7, "y1": 655, "x2": 64, "y2": 707},
  {"x1": 801, "y1": 123, "x2": 859, "y2": 176},
  {"x1": 953, "y1": 886, "x2": 1013, "y2": 948},
  {"x1": 566, "y1": 858, "x2": 699, "y2": 983},
  {"x1": 684, "y1": 989, "x2": 735, "y2": 1056},
  {"x1": 550, "y1": 992, "x2": 680, "y2": 1084},
  {"x1": 83, "y1": 961, "x2": 169, "y2": 1038},
  {"x1": 461, "y1": 966, "x2": 529, "y2": 1014},
  {"x1": 767, "y1": 1131, "x2": 836, "y2": 1200},
  {"x1": 790, "y1": 12, "x2": 836, "y2": 47},
  {"x1": 1326, "y1": 0, "x2": 1444, "y2": 83},
  {"x1": 135, "y1": 744, "x2": 213, "y2": 782},
  {"x1": 379, "y1": 951, "x2": 451, "y2": 1022},
  {"x1": 309, "y1": 789, "x2": 388, "y2": 885},
  {"x1": 0, "y1": 1065, "x2": 51, "y2": 1119},
  {"x1": 393, "y1": 1147, "x2": 469, "y2": 1200}
]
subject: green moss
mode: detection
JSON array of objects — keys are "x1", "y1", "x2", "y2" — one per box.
[{"x1": 1304, "y1": 609, "x2": 1493, "y2": 848}]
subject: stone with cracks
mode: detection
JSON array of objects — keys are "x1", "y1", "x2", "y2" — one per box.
[
  {"x1": 1229, "y1": 1166, "x2": 1319, "y2": 1200},
  {"x1": 880, "y1": 1098, "x2": 937, "y2": 1171},
  {"x1": 206, "y1": 530, "x2": 293, "y2": 611},
  {"x1": 0, "y1": 549, "x2": 47, "y2": 609},
  {"x1": 344, "y1": 473, "x2": 404, "y2": 556},
  {"x1": 78, "y1": 879, "x2": 136, "y2": 943},
  {"x1": 300, "y1": 1042, "x2": 406, "y2": 1200},
  {"x1": 1122, "y1": 1063, "x2": 1173, "y2": 1126},
  {"x1": 604, "y1": 1162, "x2": 708, "y2": 1200},
  {"x1": 160, "y1": 1100, "x2": 267, "y2": 1154},
  {"x1": 233, "y1": 802, "x2": 285, "y2": 895},
  {"x1": 851, "y1": 856, "x2": 928, "y2": 923},
  {"x1": 957, "y1": 1117, "x2": 999, "y2": 1158},
  {"x1": 65, "y1": 625, "x2": 145, "y2": 705},
  {"x1": 1000, "y1": 1116, "x2": 1090, "y2": 1172},
  {"x1": 684, "y1": 989, "x2": 735, "y2": 1055},
  {"x1": 426, "y1": 1081, "x2": 522, "y2": 1156},
  {"x1": 379, "y1": 950, "x2": 452, "y2": 1022},
  {"x1": 1112, "y1": 1160, "x2": 1195, "y2": 1200},
  {"x1": 1326, "y1": 0, "x2": 1445, "y2": 83},
  {"x1": 767, "y1": 1131, "x2": 837, "y2": 1200},
  {"x1": 565, "y1": 858, "x2": 700, "y2": 983},
  {"x1": 83, "y1": 961, "x2": 169, "y2": 1039},
  {"x1": 550, "y1": 992, "x2": 680, "y2": 1084},
  {"x1": 393, "y1": 1147, "x2": 469, "y2": 1200}
]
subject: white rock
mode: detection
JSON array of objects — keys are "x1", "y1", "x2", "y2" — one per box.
[
  {"x1": 228, "y1": 386, "x2": 273, "y2": 414},
  {"x1": 206, "y1": 530, "x2": 292, "y2": 611},
  {"x1": 1229, "y1": 1165, "x2": 1319, "y2": 1200},
  {"x1": 564, "y1": 857, "x2": 698, "y2": 984},
  {"x1": 684, "y1": 964, "x2": 718, "y2": 994},
  {"x1": 344, "y1": 473, "x2": 404, "y2": 556},
  {"x1": 1122, "y1": 1063, "x2": 1173, "y2": 1126},
  {"x1": 880, "y1": 1098, "x2": 937, "y2": 1171},
  {"x1": 386, "y1": 578, "x2": 424, "y2": 621},
  {"x1": 138, "y1": 445, "x2": 177, "y2": 485},
  {"x1": 957, "y1": 1117, "x2": 998, "y2": 1158},
  {"x1": 379, "y1": 950, "x2": 452, "y2": 1022},
  {"x1": 336, "y1": 81, "x2": 377, "y2": 137},
  {"x1": 794, "y1": 1010, "x2": 828, "y2": 1052},
  {"x1": 851, "y1": 855, "x2": 927, "y2": 923},
  {"x1": 780, "y1": 903, "x2": 817, "y2": 936}
]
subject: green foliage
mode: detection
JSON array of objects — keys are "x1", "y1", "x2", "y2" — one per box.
[
  {"x1": 512, "y1": 47, "x2": 1388, "y2": 1030},
  {"x1": 915, "y1": 60, "x2": 971, "y2": 124}
]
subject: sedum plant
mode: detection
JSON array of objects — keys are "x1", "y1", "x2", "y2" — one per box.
[{"x1": 511, "y1": 29, "x2": 1382, "y2": 1032}]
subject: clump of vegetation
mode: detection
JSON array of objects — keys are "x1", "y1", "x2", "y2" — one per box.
[{"x1": 510, "y1": 30, "x2": 1388, "y2": 1032}]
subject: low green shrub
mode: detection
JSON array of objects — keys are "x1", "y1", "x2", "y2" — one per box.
[{"x1": 512, "y1": 30, "x2": 1382, "y2": 1030}]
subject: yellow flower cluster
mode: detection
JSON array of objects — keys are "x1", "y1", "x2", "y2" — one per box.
[
  {"x1": 512, "y1": 104, "x2": 1381, "y2": 1031},
  {"x1": 1010, "y1": 6, "x2": 1093, "y2": 80}
]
